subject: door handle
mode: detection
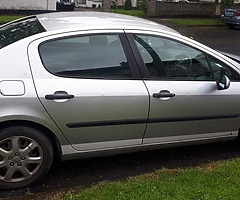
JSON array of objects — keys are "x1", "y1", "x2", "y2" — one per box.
[
  {"x1": 45, "y1": 91, "x2": 74, "y2": 100},
  {"x1": 153, "y1": 90, "x2": 175, "y2": 98}
]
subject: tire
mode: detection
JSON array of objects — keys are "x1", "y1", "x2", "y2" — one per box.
[{"x1": 0, "y1": 126, "x2": 53, "y2": 189}]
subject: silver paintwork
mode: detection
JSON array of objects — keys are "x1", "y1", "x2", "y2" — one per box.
[
  {"x1": 61, "y1": 132, "x2": 238, "y2": 160},
  {"x1": 0, "y1": 12, "x2": 240, "y2": 170},
  {"x1": 36, "y1": 12, "x2": 179, "y2": 34},
  {"x1": 143, "y1": 80, "x2": 240, "y2": 140},
  {"x1": 0, "y1": 81, "x2": 25, "y2": 96}
]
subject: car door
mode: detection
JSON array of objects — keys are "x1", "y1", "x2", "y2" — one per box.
[
  {"x1": 128, "y1": 32, "x2": 240, "y2": 144},
  {"x1": 28, "y1": 31, "x2": 149, "y2": 151}
]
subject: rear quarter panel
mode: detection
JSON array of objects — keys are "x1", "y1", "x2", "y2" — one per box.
[{"x1": 0, "y1": 40, "x2": 70, "y2": 151}]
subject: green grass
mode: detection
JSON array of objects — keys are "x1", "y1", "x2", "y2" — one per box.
[
  {"x1": 170, "y1": 19, "x2": 224, "y2": 26},
  {"x1": 61, "y1": 159, "x2": 240, "y2": 200},
  {"x1": 13, "y1": 158, "x2": 240, "y2": 200},
  {"x1": 0, "y1": 15, "x2": 24, "y2": 24},
  {"x1": 110, "y1": 9, "x2": 145, "y2": 17}
]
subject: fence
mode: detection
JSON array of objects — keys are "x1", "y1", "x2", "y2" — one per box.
[{"x1": 147, "y1": 1, "x2": 220, "y2": 17}]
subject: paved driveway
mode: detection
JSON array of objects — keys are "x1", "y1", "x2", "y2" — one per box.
[
  {"x1": 151, "y1": 19, "x2": 240, "y2": 56},
  {"x1": 177, "y1": 26, "x2": 240, "y2": 56}
]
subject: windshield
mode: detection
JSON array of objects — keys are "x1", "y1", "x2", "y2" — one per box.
[{"x1": 0, "y1": 16, "x2": 46, "y2": 49}]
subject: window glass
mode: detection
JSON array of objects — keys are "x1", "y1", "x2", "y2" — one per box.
[
  {"x1": 39, "y1": 34, "x2": 132, "y2": 79},
  {"x1": 0, "y1": 17, "x2": 45, "y2": 49},
  {"x1": 134, "y1": 35, "x2": 214, "y2": 81},
  {"x1": 208, "y1": 55, "x2": 240, "y2": 81}
]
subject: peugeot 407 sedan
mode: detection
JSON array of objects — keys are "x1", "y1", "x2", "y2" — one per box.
[{"x1": 0, "y1": 12, "x2": 240, "y2": 189}]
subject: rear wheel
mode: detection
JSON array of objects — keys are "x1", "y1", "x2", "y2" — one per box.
[{"x1": 0, "y1": 126, "x2": 53, "y2": 189}]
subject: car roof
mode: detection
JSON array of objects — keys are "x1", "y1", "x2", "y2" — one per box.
[{"x1": 36, "y1": 11, "x2": 179, "y2": 34}]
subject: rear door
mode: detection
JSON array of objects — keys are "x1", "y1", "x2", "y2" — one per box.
[{"x1": 28, "y1": 30, "x2": 149, "y2": 151}]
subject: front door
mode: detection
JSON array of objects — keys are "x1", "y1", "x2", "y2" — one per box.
[{"x1": 131, "y1": 33, "x2": 240, "y2": 144}]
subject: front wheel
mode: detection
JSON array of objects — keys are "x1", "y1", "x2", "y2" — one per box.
[{"x1": 0, "y1": 126, "x2": 53, "y2": 189}]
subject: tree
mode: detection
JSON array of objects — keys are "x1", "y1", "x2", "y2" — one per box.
[
  {"x1": 221, "y1": 0, "x2": 234, "y2": 12},
  {"x1": 102, "y1": 0, "x2": 111, "y2": 11}
]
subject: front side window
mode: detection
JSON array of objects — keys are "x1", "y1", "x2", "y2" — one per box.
[
  {"x1": 134, "y1": 34, "x2": 240, "y2": 81},
  {"x1": 39, "y1": 34, "x2": 132, "y2": 79},
  {"x1": 0, "y1": 16, "x2": 45, "y2": 49},
  {"x1": 134, "y1": 34, "x2": 213, "y2": 80},
  {"x1": 208, "y1": 55, "x2": 240, "y2": 81}
]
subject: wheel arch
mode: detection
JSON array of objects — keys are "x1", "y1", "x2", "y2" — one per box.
[{"x1": 0, "y1": 120, "x2": 62, "y2": 159}]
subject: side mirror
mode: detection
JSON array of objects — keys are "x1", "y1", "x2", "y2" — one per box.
[{"x1": 216, "y1": 75, "x2": 230, "y2": 90}]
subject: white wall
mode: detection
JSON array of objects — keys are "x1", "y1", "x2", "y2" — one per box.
[
  {"x1": 86, "y1": 0, "x2": 102, "y2": 7},
  {"x1": 0, "y1": 0, "x2": 56, "y2": 10}
]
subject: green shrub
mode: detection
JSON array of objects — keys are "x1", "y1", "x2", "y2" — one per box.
[
  {"x1": 137, "y1": 0, "x2": 147, "y2": 14},
  {"x1": 221, "y1": 0, "x2": 234, "y2": 12}
]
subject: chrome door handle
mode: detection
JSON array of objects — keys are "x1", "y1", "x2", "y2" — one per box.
[
  {"x1": 45, "y1": 91, "x2": 74, "y2": 100},
  {"x1": 153, "y1": 90, "x2": 175, "y2": 98}
]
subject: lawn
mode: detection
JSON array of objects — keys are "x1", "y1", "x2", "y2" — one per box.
[
  {"x1": 12, "y1": 158, "x2": 240, "y2": 200},
  {"x1": 0, "y1": 14, "x2": 223, "y2": 26},
  {"x1": 61, "y1": 159, "x2": 240, "y2": 200},
  {"x1": 0, "y1": 15, "x2": 24, "y2": 24},
  {"x1": 110, "y1": 9, "x2": 145, "y2": 17}
]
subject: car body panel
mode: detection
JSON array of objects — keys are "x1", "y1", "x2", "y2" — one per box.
[
  {"x1": 0, "y1": 79, "x2": 70, "y2": 147},
  {"x1": 143, "y1": 80, "x2": 239, "y2": 142},
  {"x1": 36, "y1": 12, "x2": 179, "y2": 34},
  {"x1": 221, "y1": 52, "x2": 240, "y2": 64},
  {"x1": 124, "y1": 29, "x2": 240, "y2": 143},
  {"x1": 28, "y1": 30, "x2": 149, "y2": 151},
  {"x1": 0, "y1": 36, "x2": 74, "y2": 152},
  {"x1": 24, "y1": 17, "x2": 240, "y2": 155}
]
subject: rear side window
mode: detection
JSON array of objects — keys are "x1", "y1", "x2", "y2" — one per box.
[
  {"x1": 0, "y1": 16, "x2": 45, "y2": 49},
  {"x1": 39, "y1": 34, "x2": 133, "y2": 79}
]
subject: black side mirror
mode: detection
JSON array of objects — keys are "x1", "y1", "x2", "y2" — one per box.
[{"x1": 216, "y1": 74, "x2": 230, "y2": 90}]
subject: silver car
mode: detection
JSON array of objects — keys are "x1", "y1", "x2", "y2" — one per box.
[{"x1": 0, "y1": 12, "x2": 240, "y2": 189}]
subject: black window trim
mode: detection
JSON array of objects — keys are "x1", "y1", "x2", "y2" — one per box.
[{"x1": 126, "y1": 33, "x2": 149, "y2": 78}]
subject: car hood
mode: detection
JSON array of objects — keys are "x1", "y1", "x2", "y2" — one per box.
[{"x1": 221, "y1": 52, "x2": 240, "y2": 64}]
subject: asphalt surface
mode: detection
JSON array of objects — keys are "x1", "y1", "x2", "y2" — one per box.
[
  {"x1": 1, "y1": 21, "x2": 240, "y2": 199},
  {"x1": 156, "y1": 19, "x2": 240, "y2": 56},
  {"x1": 179, "y1": 26, "x2": 240, "y2": 56}
]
